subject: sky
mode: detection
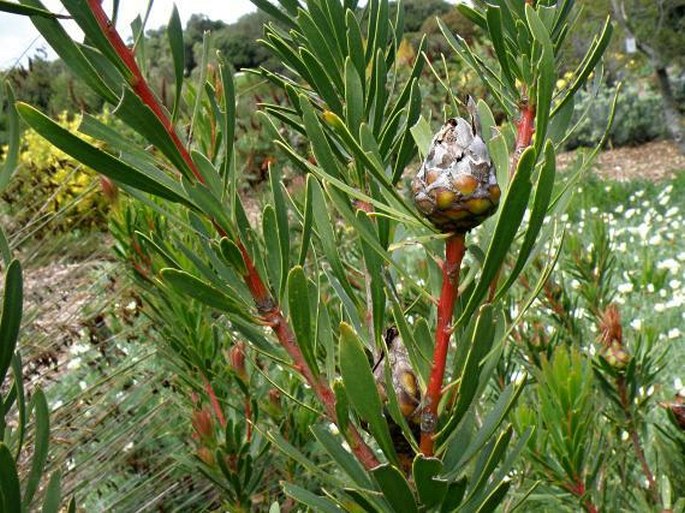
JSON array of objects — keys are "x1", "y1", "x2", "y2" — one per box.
[{"x1": 0, "y1": 1, "x2": 257, "y2": 69}]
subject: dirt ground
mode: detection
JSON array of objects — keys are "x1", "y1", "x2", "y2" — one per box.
[{"x1": 557, "y1": 140, "x2": 685, "y2": 181}]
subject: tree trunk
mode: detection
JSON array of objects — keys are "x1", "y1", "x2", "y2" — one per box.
[{"x1": 654, "y1": 65, "x2": 685, "y2": 154}]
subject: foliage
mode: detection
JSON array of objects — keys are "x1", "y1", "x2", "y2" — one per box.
[
  {"x1": 564, "y1": 80, "x2": 667, "y2": 149},
  {"x1": 0, "y1": 0, "x2": 619, "y2": 512},
  {"x1": 1, "y1": 110, "x2": 113, "y2": 237},
  {"x1": 503, "y1": 173, "x2": 685, "y2": 511},
  {"x1": 0, "y1": 80, "x2": 73, "y2": 513}
]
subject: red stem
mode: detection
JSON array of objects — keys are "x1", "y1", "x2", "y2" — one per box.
[
  {"x1": 420, "y1": 233, "x2": 466, "y2": 456},
  {"x1": 86, "y1": 2, "x2": 380, "y2": 470},
  {"x1": 510, "y1": 99, "x2": 536, "y2": 177},
  {"x1": 86, "y1": 0, "x2": 204, "y2": 185},
  {"x1": 566, "y1": 481, "x2": 599, "y2": 513}
]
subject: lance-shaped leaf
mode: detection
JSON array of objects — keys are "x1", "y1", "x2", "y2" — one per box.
[
  {"x1": 287, "y1": 266, "x2": 318, "y2": 374},
  {"x1": 413, "y1": 457, "x2": 448, "y2": 509},
  {"x1": 496, "y1": 142, "x2": 556, "y2": 299},
  {"x1": 0, "y1": 259, "x2": 22, "y2": 385},
  {"x1": 40, "y1": 471, "x2": 62, "y2": 513},
  {"x1": 456, "y1": 147, "x2": 536, "y2": 328},
  {"x1": 339, "y1": 323, "x2": 398, "y2": 465},
  {"x1": 160, "y1": 268, "x2": 251, "y2": 319},
  {"x1": 0, "y1": 83, "x2": 19, "y2": 192},
  {"x1": 283, "y1": 483, "x2": 343, "y2": 513},
  {"x1": 22, "y1": 388, "x2": 50, "y2": 509},
  {"x1": 311, "y1": 424, "x2": 374, "y2": 490},
  {"x1": 372, "y1": 464, "x2": 418, "y2": 513},
  {"x1": 17, "y1": 104, "x2": 191, "y2": 205},
  {"x1": 270, "y1": 166, "x2": 290, "y2": 298},
  {"x1": 0, "y1": 443, "x2": 21, "y2": 513},
  {"x1": 167, "y1": 5, "x2": 184, "y2": 121}
]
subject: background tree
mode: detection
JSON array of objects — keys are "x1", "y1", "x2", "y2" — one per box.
[{"x1": 610, "y1": 0, "x2": 685, "y2": 152}]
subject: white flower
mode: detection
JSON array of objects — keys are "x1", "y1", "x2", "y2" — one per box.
[
  {"x1": 659, "y1": 195, "x2": 670, "y2": 206},
  {"x1": 630, "y1": 318, "x2": 642, "y2": 331},
  {"x1": 654, "y1": 303, "x2": 666, "y2": 313},
  {"x1": 615, "y1": 205, "x2": 625, "y2": 214},
  {"x1": 665, "y1": 206, "x2": 679, "y2": 217},
  {"x1": 590, "y1": 206, "x2": 599, "y2": 214},
  {"x1": 670, "y1": 279, "x2": 682, "y2": 290},
  {"x1": 617, "y1": 282, "x2": 634, "y2": 294},
  {"x1": 570, "y1": 279, "x2": 581, "y2": 290},
  {"x1": 635, "y1": 190, "x2": 645, "y2": 198},
  {"x1": 675, "y1": 378, "x2": 683, "y2": 390},
  {"x1": 648, "y1": 234, "x2": 663, "y2": 245},
  {"x1": 67, "y1": 357, "x2": 82, "y2": 370},
  {"x1": 647, "y1": 283, "x2": 655, "y2": 293},
  {"x1": 668, "y1": 328, "x2": 681, "y2": 339},
  {"x1": 79, "y1": 380, "x2": 87, "y2": 391},
  {"x1": 659, "y1": 290, "x2": 667, "y2": 298},
  {"x1": 625, "y1": 208, "x2": 636, "y2": 219},
  {"x1": 657, "y1": 258, "x2": 681, "y2": 272}
]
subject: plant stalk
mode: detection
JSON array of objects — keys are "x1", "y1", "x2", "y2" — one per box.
[
  {"x1": 617, "y1": 376, "x2": 659, "y2": 503},
  {"x1": 87, "y1": 2, "x2": 380, "y2": 470},
  {"x1": 420, "y1": 233, "x2": 466, "y2": 456}
]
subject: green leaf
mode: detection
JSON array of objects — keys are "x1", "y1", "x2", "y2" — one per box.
[
  {"x1": 167, "y1": 5, "x2": 184, "y2": 121},
  {"x1": 41, "y1": 471, "x2": 62, "y2": 513},
  {"x1": 283, "y1": 483, "x2": 343, "y2": 513},
  {"x1": 356, "y1": 211, "x2": 385, "y2": 344},
  {"x1": 496, "y1": 142, "x2": 556, "y2": 299},
  {"x1": 372, "y1": 464, "x2": 418, "y2": 513},
  {"x1": 0, "y1": 443, "x2": 21, "y2": 513},
  {"x1": 0, "y1": 226, "x2": 11, "y2": 267},
  {"x1": 0, "y1": 0, "x2": 66, "y2": 17},
  {"x1": 438, "y1": 305, "x2": 497, "y2": 442},
  {"x1": 311, "y1": 424, "x2": 374, "y2": 489},
  {"x1": 443, "y1": 383, "x2": 524, "y2": 479},
  {"x1": 0, "y1": 82, "x2": 19, "y2": 192},
  {"x1": 462, "y1": 426, "x2": 513, "y2": 507},
  {"x1": 410, "y1": 116, "x2": 433, "y2": 161},
  {"x1": 287, "y1": 266, "x2": 318, "y2": 374},
  {"x1": 413, "y1": 457, "x2": 448, "y2": 508},
  {"x1": 160, "y1": 268, "x2": 250, "y2": 318},
  {"x1": 115, "y1": 88, "x2": 195, "y2": 180},
  {"x1": 251, "y1": 0, "x2": 296, "y2": 29},
  {"x1": 298, "y1": 175, "x2": 315, "y2": 266},
  {"x1": 219, "y1": 238, "x2": 247, "y2": 276},
  {"x1": 19, "y1": 0, "x2": 118, "y2": 103},
  {"x1": 456, "y1": 147, "x2": 535, "y2": 328},
  {"x1": 300, "y1": 48, "x2": 343, "y2": 114},
  {"x1": 219, "y1": 62, "x2": 236, "y2": 182},
  {"x1": 262, "y1": 205, "x2": 282, "y2": 294},
  {"x1": 339, "y1": 323, "x2": 398, "y2": 465},
  {"x1": 309, "y1": 179, "x2": 359, "y2": 309},
  {"x1": 270, "y1": 166, "x2": 290, "y2": 298},
  {"x1": 551, "y1": 17, "x2": 613, "y2": 118},
  {"x1": 344, "y1": 57, "x2": 365, "y2": 134},
  {"x1": 300, "y1": 97, "x2": 343, "y2": 180},
  {"x1": 346, "y1": 9, "x2": 366, "y2": 85},
  {"x1": 17, "y1": 103, "x2": 190, "y2": 205},
  {"x1": 0, "y1": 259, "x2": 22, "y2": 385},
  {"x1": 23, "y1": 389, "x2": 50, "y2": 509},
  {"x1": 487, "y1": 7, "x2": 516, "y2": 91}
]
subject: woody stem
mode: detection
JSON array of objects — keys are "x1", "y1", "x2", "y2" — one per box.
[{"x1": 420, "y1": 233, "x2": 466, "y2": 456}]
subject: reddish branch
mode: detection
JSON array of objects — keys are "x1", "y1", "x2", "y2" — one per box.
[
  {"x1": 87, "y1": 1, "x2": 380, "y2": 471},
  {"x1": 420, "y1": 233, "x2": 466, "y2": 456},
  {"x1": 86, "y1": 0, "x2": 203, "y2": 184}
]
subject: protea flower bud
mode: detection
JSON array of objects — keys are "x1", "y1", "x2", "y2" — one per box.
[
  {"x1": 373, "y1": 327, "x2": 421, "y2": 421},
  {"x1": 600, "y1": 340, "x2": 631, "y2": 370},
  {"x1": 412, "y1": 97, "x2": 500, "y2": 232}
]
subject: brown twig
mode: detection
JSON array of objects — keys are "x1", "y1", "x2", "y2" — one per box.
[
  {"x1": 420, "y1": 233, "x2": 466, "y2": 456},
  {"x1": 86, "y1": 2, "x2": 381, "y2": 470}
]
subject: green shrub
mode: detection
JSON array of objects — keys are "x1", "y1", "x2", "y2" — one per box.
[{"x1": 564, "y1": 81, "x2": 666, "y2": 149}]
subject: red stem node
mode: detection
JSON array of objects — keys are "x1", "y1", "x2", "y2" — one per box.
[{"x1": 420, "y1": 233, "x2": 466, "y2": 456}]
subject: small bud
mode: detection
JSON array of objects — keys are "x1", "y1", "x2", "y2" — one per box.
[
  {"x1": 412, "y1": 97, "x2": 499, "y2": 232},
  {"x1": 99, "y1": 175, "x2": 118, "y2": 203},
  {"x1": 196, "y1": 446, "x2": 215, "y2": 466},
  {"x1": 229, "y1": 341, "x2": 247, "y2": 382},
  {"x1": 191, "y1": 408, "x2": 214, "y2": 442},
  {"x1": 600, "y1": 340, "x2": 631, "y2": 370}
]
